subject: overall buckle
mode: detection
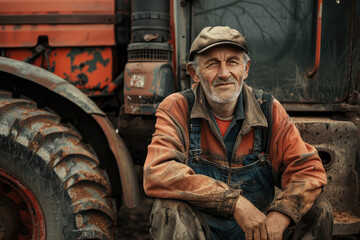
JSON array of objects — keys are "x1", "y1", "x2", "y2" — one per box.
[{"x1": 190, "y1": 149, "x2": 202, "y2": 162}]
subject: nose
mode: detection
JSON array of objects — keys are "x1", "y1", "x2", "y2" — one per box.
[{"x1": 218, "y1": 62, "x2": 231, "y2": 80}]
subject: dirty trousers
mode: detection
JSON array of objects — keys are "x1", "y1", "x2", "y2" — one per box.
[{"x1": 149, "y1": 193, "x2": 333, "y2": 240}]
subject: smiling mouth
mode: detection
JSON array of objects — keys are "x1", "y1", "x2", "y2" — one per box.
[{"x1": 215, "y1": 82, "x2": 234, "y2": 87}]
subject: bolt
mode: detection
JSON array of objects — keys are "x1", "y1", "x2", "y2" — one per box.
[
  {"x1": 18, "y1": 201, "x2": 27, "y2": 211},
  {"x1": 260, "y1": 159, "x2": 267, "y2": 166},
  {"x1": 35, "y1": 44, "x2": 45, "y2": 53},
  {"x1": 180, "y1": 0, "x2": 186, "y2": 7}
]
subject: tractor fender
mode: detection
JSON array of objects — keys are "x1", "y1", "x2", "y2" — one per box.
[{"x1": 0, "y1": 56, "x2": 140, "y2": 208}]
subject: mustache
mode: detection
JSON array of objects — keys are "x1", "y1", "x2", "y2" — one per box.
[{"x1": 212, "y1": 76, "x2": 237, "y2": 86}]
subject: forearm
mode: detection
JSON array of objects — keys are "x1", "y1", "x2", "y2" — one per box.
[
  {"x1": 270, "y1": 142, "x2": 326, "y2": 223},
  {"x1": 268, "y1": 181, "x2": 323, "y2": 224},
  {"x1": 265, "y1": 211, "x2": 291, "y2": 239},
  {"x1": 144, "y1": 154, "x2": 241, "y2": 217},
  {"x1": 269, "y1": 100, "x2": 327, "y2": 224}
]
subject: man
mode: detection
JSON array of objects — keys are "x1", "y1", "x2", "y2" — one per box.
[{"x1": 143, "y1": 26, "x2": 333, "y2": 240}]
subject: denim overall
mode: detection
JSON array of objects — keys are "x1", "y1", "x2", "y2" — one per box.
[{"x1": 187, "y1": 117, "x2": 274, "y2": 240}]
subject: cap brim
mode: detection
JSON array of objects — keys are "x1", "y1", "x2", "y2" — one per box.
[{"x1": 197, "y1": 41, "x2": 248, "y2": 54}]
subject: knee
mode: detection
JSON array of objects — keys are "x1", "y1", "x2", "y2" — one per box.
[
  {"x1": 309, "y1": 193, "x2": 333, "y2": 223},
  {"x1": 149, "y1": 199, "x2": 206, "y2": 240},
  {"x1": 305, "y1": 193, "x2": 334, "y2": 237},
  {"x1": 150, "y1": 199, "x2": 196, "y2": 224},
  {"x1": 289, "y1": 194, "x2": 334, "y2": 240}
]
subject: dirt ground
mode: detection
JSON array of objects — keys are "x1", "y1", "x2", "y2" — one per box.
[
  {"x1": 117, "y1": 196, "x2": 153, "y2": 240},
  {"x1": 117, "y1": 165, "x2": 153, "y2": 240}
]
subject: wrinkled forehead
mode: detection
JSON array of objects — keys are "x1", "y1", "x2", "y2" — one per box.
[{"x1": 196, "y1": 45, "x2": 245, "y2": 62}]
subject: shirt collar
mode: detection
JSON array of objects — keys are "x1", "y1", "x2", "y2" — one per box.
[
  {"x1": 190, "y1": 83, "x2": 267, "y2": 129},
  {"x1": 234, "y1": 92, "x2": 245, "y2": 121}
]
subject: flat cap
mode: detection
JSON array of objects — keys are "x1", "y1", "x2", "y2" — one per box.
[{"x1": 189, "y1": 26, "x2": 248, "y2": 61}]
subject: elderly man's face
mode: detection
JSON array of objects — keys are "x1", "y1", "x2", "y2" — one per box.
[{"x1": 189, "y1": 46, "x2": 250, "y2": 104}]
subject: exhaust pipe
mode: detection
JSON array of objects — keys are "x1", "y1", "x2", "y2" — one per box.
[
  {"x1": 131, "y1": 0, "x2": 170, "y2": 43},
  {"x1": 124, "y1": 0, "x2": 174, "y2": 115}
]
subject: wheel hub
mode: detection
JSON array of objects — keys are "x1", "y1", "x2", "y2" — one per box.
[
  {"x1": 0, "y1": 168, "x2": 45, "y2": 240},
  {"x1": 0, "y1": 194, "x2": 21, "y2": 239}
]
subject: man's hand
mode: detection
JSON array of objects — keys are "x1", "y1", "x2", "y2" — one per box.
[
  {"x1": 265, "y1": 211, "x2": 291, "y2": 240},
  {"x1": 233, "y1": 196, "x2": 267, "y2": 240}
]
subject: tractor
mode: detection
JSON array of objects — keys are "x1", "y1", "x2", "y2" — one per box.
[{"x1": 0, "y1": 0, "x2": 359, "y2": 239}]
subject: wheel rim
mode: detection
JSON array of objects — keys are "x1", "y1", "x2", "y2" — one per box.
[{"x1": 0, "y1": 168, "x2": 45, "y2": 240}]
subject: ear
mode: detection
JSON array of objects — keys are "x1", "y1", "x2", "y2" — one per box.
[
  {"x1": 243, "y1": 60, "x2": 251, "y2": 80},
  {"x1": 186, "y1": 63, "x2": 200, "y2": 83}
]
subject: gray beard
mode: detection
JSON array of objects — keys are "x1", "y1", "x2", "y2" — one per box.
[{"x1": 199, "y1": 74, "x2": 243, "y2": 104}]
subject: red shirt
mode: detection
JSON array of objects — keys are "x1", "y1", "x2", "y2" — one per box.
[{"x1": 213, "y1": 114, "x2": 232, "y2": 137}]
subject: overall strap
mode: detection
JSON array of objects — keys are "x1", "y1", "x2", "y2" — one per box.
[
  {"x1": 252, "y1": 89, "x2": 274, "y2": 155},
  {"x1": 253, "y1": 128, "x2": 263, "y2": 155},
  {"x1": 180, "y1": 88, "x2": 195, "y2": 120},
  {"x1": 180, "y1": 88, "x2": 274, "y2": 157},
  {"x1": 180, "y1": 89, "x2": 202, "y2": 158},
  {"x1": 189, "y1": 118, "x2": 202, "y2": 158},
  {"x1": 253, "y1": 89, "x2": 279, "y2": 187}
]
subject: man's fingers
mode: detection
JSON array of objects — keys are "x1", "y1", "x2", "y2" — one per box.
[
  {"x1": 253, "y1": 228, "x2": 260, "y2": 240},
  {"x1": 261, "y1": 222, "x2": 268, "y2": 240},
  {"x1": 233, "y1": 196, "x2": 268, "y2": 240},
  {"x1": 244, "y1": 226, "x2": 267, "y2": 240},
  {"x1": 245, "y1": 230, "x2": 253, "y2": 240}
]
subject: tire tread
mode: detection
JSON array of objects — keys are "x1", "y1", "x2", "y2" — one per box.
[{"x1": 0, "y1": 92, "x2": 116, "y2": 239}]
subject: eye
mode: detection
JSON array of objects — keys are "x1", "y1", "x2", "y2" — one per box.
[
  {"x1": 228, "y1": 60, "x2": 240, "y2": 66},
  {"x1": 206, "y1": 62, "x2": 219, "y2": 69}
]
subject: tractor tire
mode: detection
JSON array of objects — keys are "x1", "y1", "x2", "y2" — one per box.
[{"x1": 0, "y1": 90, "x2": 116, "y2": 239}]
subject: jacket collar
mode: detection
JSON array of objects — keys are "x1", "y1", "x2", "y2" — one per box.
[{"x1": 190, "y1": 83, "x2": 267, "y2": 133}]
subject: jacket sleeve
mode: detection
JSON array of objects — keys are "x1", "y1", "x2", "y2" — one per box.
[
  {"x1": 267, "y1": 99, "x2": 327, "y2": 224},
  {"x1": 143, "y1": 93, "x2": 241, "y2": 217}
]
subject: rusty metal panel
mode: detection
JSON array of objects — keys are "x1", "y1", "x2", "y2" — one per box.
[
  {"x1": 6, "y1": 47, "x2": 113, "y2": 96},
  {"x1": 0, "y1": 57, "x2": 104, "y2": 114},
  {"x1": 293, "y1": 117, "x2": 360, "y2": 235},
  {"x1": 282, "y1": 103, "x2": 360, "y2": 112},
  {"x1": 0, "y1": 14, "x2": 115, "y2": 24},
  {"x1": 124, "y1": 61, "x2": 174, "y2": 115},
  {"x1": 0, "y1": 24, "x2": 115, "y2": 47},
  {"x1": 0, "y1": 0, "x2": 114, "y2": 14}
]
